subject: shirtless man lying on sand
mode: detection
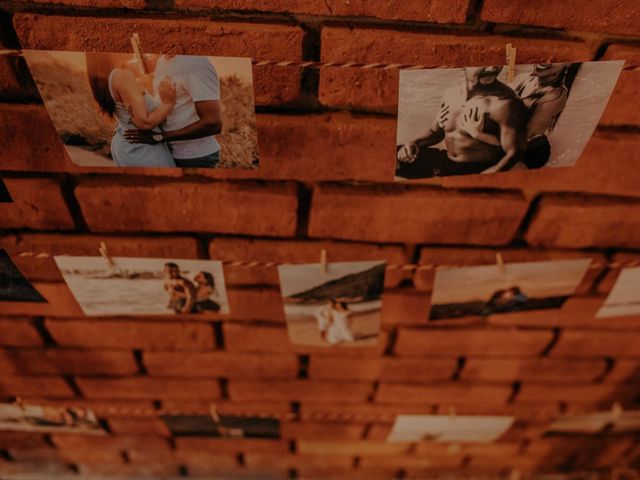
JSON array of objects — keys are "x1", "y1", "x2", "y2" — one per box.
[{"x1": 397, "y1": 66, "x2": 527, "y2": 178}]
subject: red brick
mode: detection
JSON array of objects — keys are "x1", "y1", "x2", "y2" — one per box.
[
  {"x1": 173, "y1": 450, "x2": 241, "y2": 477},
  {"x1": 76, "y1": 377, "x2": 221, "y2": 400},
  {"x1": 0, "y1": 233, "x2": 199, "y2": 282},
  {"x1": 176, "y1": 437, "x2": 289, "y2": 454},
  {"x1": 74, "y1": 178, "x2": 298, "y2": 236},
  {"x1": 460, "y1": 357, "x2": 606, "y2": 383},
  {"x1": 375, "y1": 382, "x2": 511, "y2": 408},
  {"x1": 481, "y1": 0, "x2": 640, "y2": 36},
  {"x1": 0, "y1": 459, "x2": 74, "y2": 478},
  {"x1": 297, "y1": 440, "x2": 410, "y2": 456},
  {"x1": 210, "y1": 237, "x2": 410, "y2": 288},
  {"x1": 177, "y1": 0, "x2": 471, "y2": 24},
  {"x1": 45, "y1": 319, "x2": 215, "y2": 350},
  {"x1": 601, "y1": 45, "x2": 640, "y2": 127},
  {"x1": 0, "y1": 348, "x2": 139, "y2": 376},
  {"x1": 394, "y1": 328, "x2": 553, "y2": 356},
  {"x1": 13, "y1": 13, "x2": 303, "y2": 106},
  {"x1": 107, "y1": 417, "x2": 171, "y2": 436},
  {"x1": 228, "y1": 380, "x2": 372, "y2": 403},
  {"x1": 0, "y1": 56, "x2": 39, "y2": 101},
  {"x1": 360, "y1": 454, "x2": 463, "y2": 473},
  {"x1": 551, "y1": 330, "x2": 640, "y2": 357},
  {"x1": 20, "y1": 398, "x2": 155, "y2": 417},
  {"x1": 443, "y1": 132, "x2": 640, "y2": 199},
  {"x1": 256, "y1": 113, "x2": 396, "y2": 181},
  {"x1": 0, "y1": 432, "x2": 48, "y2": 449},
  {"x1": 606, "y1": 360, "x2": 640, "y2": 383},
  {"x1": 0, "y1": 318, "x2": 43, "y2": 346},
  {"x1": 309, "y1": 184, "x2": 529, "y2": 245},
  {"x1": 525, "y1": 194, "x2": 640, "y2": 249},
  {"x1": 26, "y1": 0, "x2": 146, "y2": 6},
  {"x1": 162, "y1": 399, "x2": 292, "y2": 417},
  {"x1": 516, "y1": 383, "x2": 637, "y2": 409},
  {"x1": 143, "y1": 351, "x2": 298, "y2": 379},
  {"x1": 381, "y1": 289, "x2": 431, "y2": 326},
  {"x1": 223, "y1": 323, "x2": 388, "y2": 356},
  {"x1": 319, "y1": 27, "x2": 591, "y2": 111},
  {"x1": 244, "y1": 453, "x2": 355, "y2": 478},
  {"x1": 0, "y1": 104, "x2": 69, "y2": 172},
  {"x1": 0, "y1": 178, "x2": 74, "y2": 230},
  {"x1": 308, "y1": 355, "x2": 457, "y2": 383},
  {"x1": 226, "y1": 287, "x2": 286, "y2": 322},
  {"x1": 6, "y1": 446, "x2": 61, "y2": 463},
  {"x1": 281, "y1": 421, "x2": 365, "y2": 440},
  {"x1": 0, "y1": 375, "x2": 75, "y2": 398},
  {"x1": 0, "y1": 282, "x2": 83, "y2": 317},
  {"x1": 79, "y1": 463, "x2": 181, "y2": 478},
  {"x1": 414, "y1": 247, "x2": 604, "y2": 293}
]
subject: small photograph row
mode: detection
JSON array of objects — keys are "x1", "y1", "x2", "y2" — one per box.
[
  {"x1": 3, "y1": 403, "x2": 638, "y2": 442},
  {"x1": 2, "y1": 251, "x2": 639, "y2": 343},
  {"x1": 21, "y1": 49, "x2": 623, "y2": 178}
]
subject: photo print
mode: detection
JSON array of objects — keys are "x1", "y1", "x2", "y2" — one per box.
[
  {"x1": 0, "y1": 403, "x2": 103, "y2": 435},
  {"x1": 597, "y1": 267, "x2": 640, "y2": 318},
  {"x1": 0, "y1": 249, "x2": 46, "y2": 303},
  {"x1": 162, "y1": 414, "x2": 280, "y2": 439},
  {"x1": 0, "y1": 178, "x2": 11, "y2": 202},
  {"x1": 430, "y1": 258, "x2": 592, "y2": 321},
  {"x1": 387, "y1": 415, "x2": 514, "y2": 443},
  {"x1": 277, "y1": 261, "x2": 386, "y2": 347},
  {"x1": 396, "y1": 61, "x2": 623, "y2": 180},
  {"x1": 54, "y1": 256, "x2": 229, "y2": 316},
  {"x1": 23, "y1": 50, "x2": 259, "y2": 169}
]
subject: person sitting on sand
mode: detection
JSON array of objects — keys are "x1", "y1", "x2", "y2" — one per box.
[
  {"x1": 194, "y1": 271, "x2": 221, "y2": 312},
  {"x1": 326, "y1": 300, "x2": 355, "y2": 345},
  {"x1": 163, "y1": 262, "x2": 197, "y2": 314}
]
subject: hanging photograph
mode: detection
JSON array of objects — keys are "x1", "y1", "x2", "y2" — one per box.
[
  {"x1": 395, "y1": 61, "x2": 623, "y2": 179},
  {"x1": 54, "y1": 256, "x2": 229, "y2": 316},
  {"x1": 277, "y1": 261, "x2": 386, "y2": 347},
  {"x1": 430, "y1": 258, "x2": 592, "y2": 320},
  {"x1": 162, "y1": 414, "x2": 280, "y2": 439},
  {"x1": 546, "y1": 412, "x2": 614, "y2": 435},
  {"x1": 387, "y1": 415, "x2": 514, "y2": 443},
  {"x1": 23, "y1": 50, "x2": 259, "y2": 169},
  {"x1": 0, "y1": 403, "x2": 104, "y2": 435},
  {"x1": 0, "y1": 178, "x2": 11, "y2": 202},
  {"x1": 0, "y1": 249, "x2": 46, "y2": 303},
  {"x1": 596, "y1": 266, "x2": 640, "y2": 318}
]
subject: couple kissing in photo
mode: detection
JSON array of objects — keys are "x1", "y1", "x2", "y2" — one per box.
[{"x1": 86, "y1": 53, "x2": 222, "y2": 168}]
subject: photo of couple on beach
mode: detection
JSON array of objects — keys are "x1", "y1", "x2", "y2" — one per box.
[
  {"x1": 429, "y1": 258, "x2": 592, "y2": 321},
  {"x1": 23, "y1": 50, "x2": 259, "y2": 169},
  {"x1": 54, "y1": 256, "x2": 229, "y2": 316},
  {"x1": 162, "y1": 414, "x2": 280, "y2": 439},
  {"x1": 278, "y1": 261, "x2": 385, "y2": 347},
  {"x1": 396, "y1": 61, "x2": 622, "y2": 179}
]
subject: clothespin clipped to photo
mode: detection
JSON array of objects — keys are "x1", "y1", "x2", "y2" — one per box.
[
  {"x1": 496, "y1": 252, "x2": 506, "y2": 274},
  {"x1": 448, "y1": 405, "x2": 457, "y2": 418},
  {"x1": 506, "y1": 43, "x2": 517, "y2": 83},
  {"x1": 98, "y1": 241, "x2": 116, "y2": 269},
  {"x1": 611, "y1": 401, "x2": 624, "y2": 421},
  {"x1": 130, "y1": 33, "x2": 147, "y2": 75},
  {"x1": 13, "y1": 396, "x2": 25, "y2": 411},
  {"x1": 320, "y1": 249, "x2": 327, "y2": 275},
  {"x1": 209, "y1": 403, "x2": 221, "y2": 424}
]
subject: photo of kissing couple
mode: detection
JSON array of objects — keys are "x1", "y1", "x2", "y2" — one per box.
[
  {"x1": 23, "y1": 50, "x2": 259, "y2": 169},
  {"x1": 396, "y1": 61, "x2": 623, "y2": 179}
]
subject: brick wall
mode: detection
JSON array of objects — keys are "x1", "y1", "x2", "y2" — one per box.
[{"x1": 0, "y1": 1, "x2": 639, "y2": 478}]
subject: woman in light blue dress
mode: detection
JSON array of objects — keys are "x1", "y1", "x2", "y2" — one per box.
[{"x1": 85, "y1": 53, "x2": 176, "y2": 167}]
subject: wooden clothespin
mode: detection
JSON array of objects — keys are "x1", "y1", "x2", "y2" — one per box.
[
  {"x1": 99, "y1": 241, "x2": 116, "y2": 269},
  {"x1": 496, "y1": 252, "x2": 506, "y2": 274},
  {"x1": 506, "y1": 43, "x2": 517, "y2": 83},
  {"x1": 448, "y1": 405, "x2": 457, "y2": 418},
  {"x1": 611, "y1": 401, "x2": 624, "y2": 421},
  {"x1": 209, "y1": 403, "x2": 221, "y2": 424},
  {"x1": 320, "y1": 249, "x2": 327, "y2": 274},
  {"x1": 130, "y1": 33, "x2": 147, "y2": 75},
  {"x1": 13, "y1": 396, "x2": 25, "y2": 411}
]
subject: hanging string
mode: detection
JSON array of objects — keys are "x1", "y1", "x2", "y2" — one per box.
[
  {"x1": 1, "y1": 48, "x2": 639, "y2": 71},
  {"x1": 13, "y1": 251, "x2": 640, "y2": 271}
]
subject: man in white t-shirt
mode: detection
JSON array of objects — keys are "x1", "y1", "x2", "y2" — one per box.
[{"x1": 124, "y1": 55, "x2": 223, "y2": 168}]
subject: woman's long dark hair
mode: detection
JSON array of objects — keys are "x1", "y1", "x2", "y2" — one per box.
[{"x1": 85, "y1": 53, "x2": 116, "y2": 118}]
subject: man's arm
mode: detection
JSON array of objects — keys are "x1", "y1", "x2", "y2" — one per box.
[
  {"x1": 397, "y1": 116, "x2": 445, "y2": 163},
  {"x1": 481, "y1": 100, "x2": 526, "y2": 174},
  {"x1": 179, "y1": 279, "x2": 197, "y2": 314},
  {"x1": 161, "y1": 100, "x2": 222, "y2": 141}
]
